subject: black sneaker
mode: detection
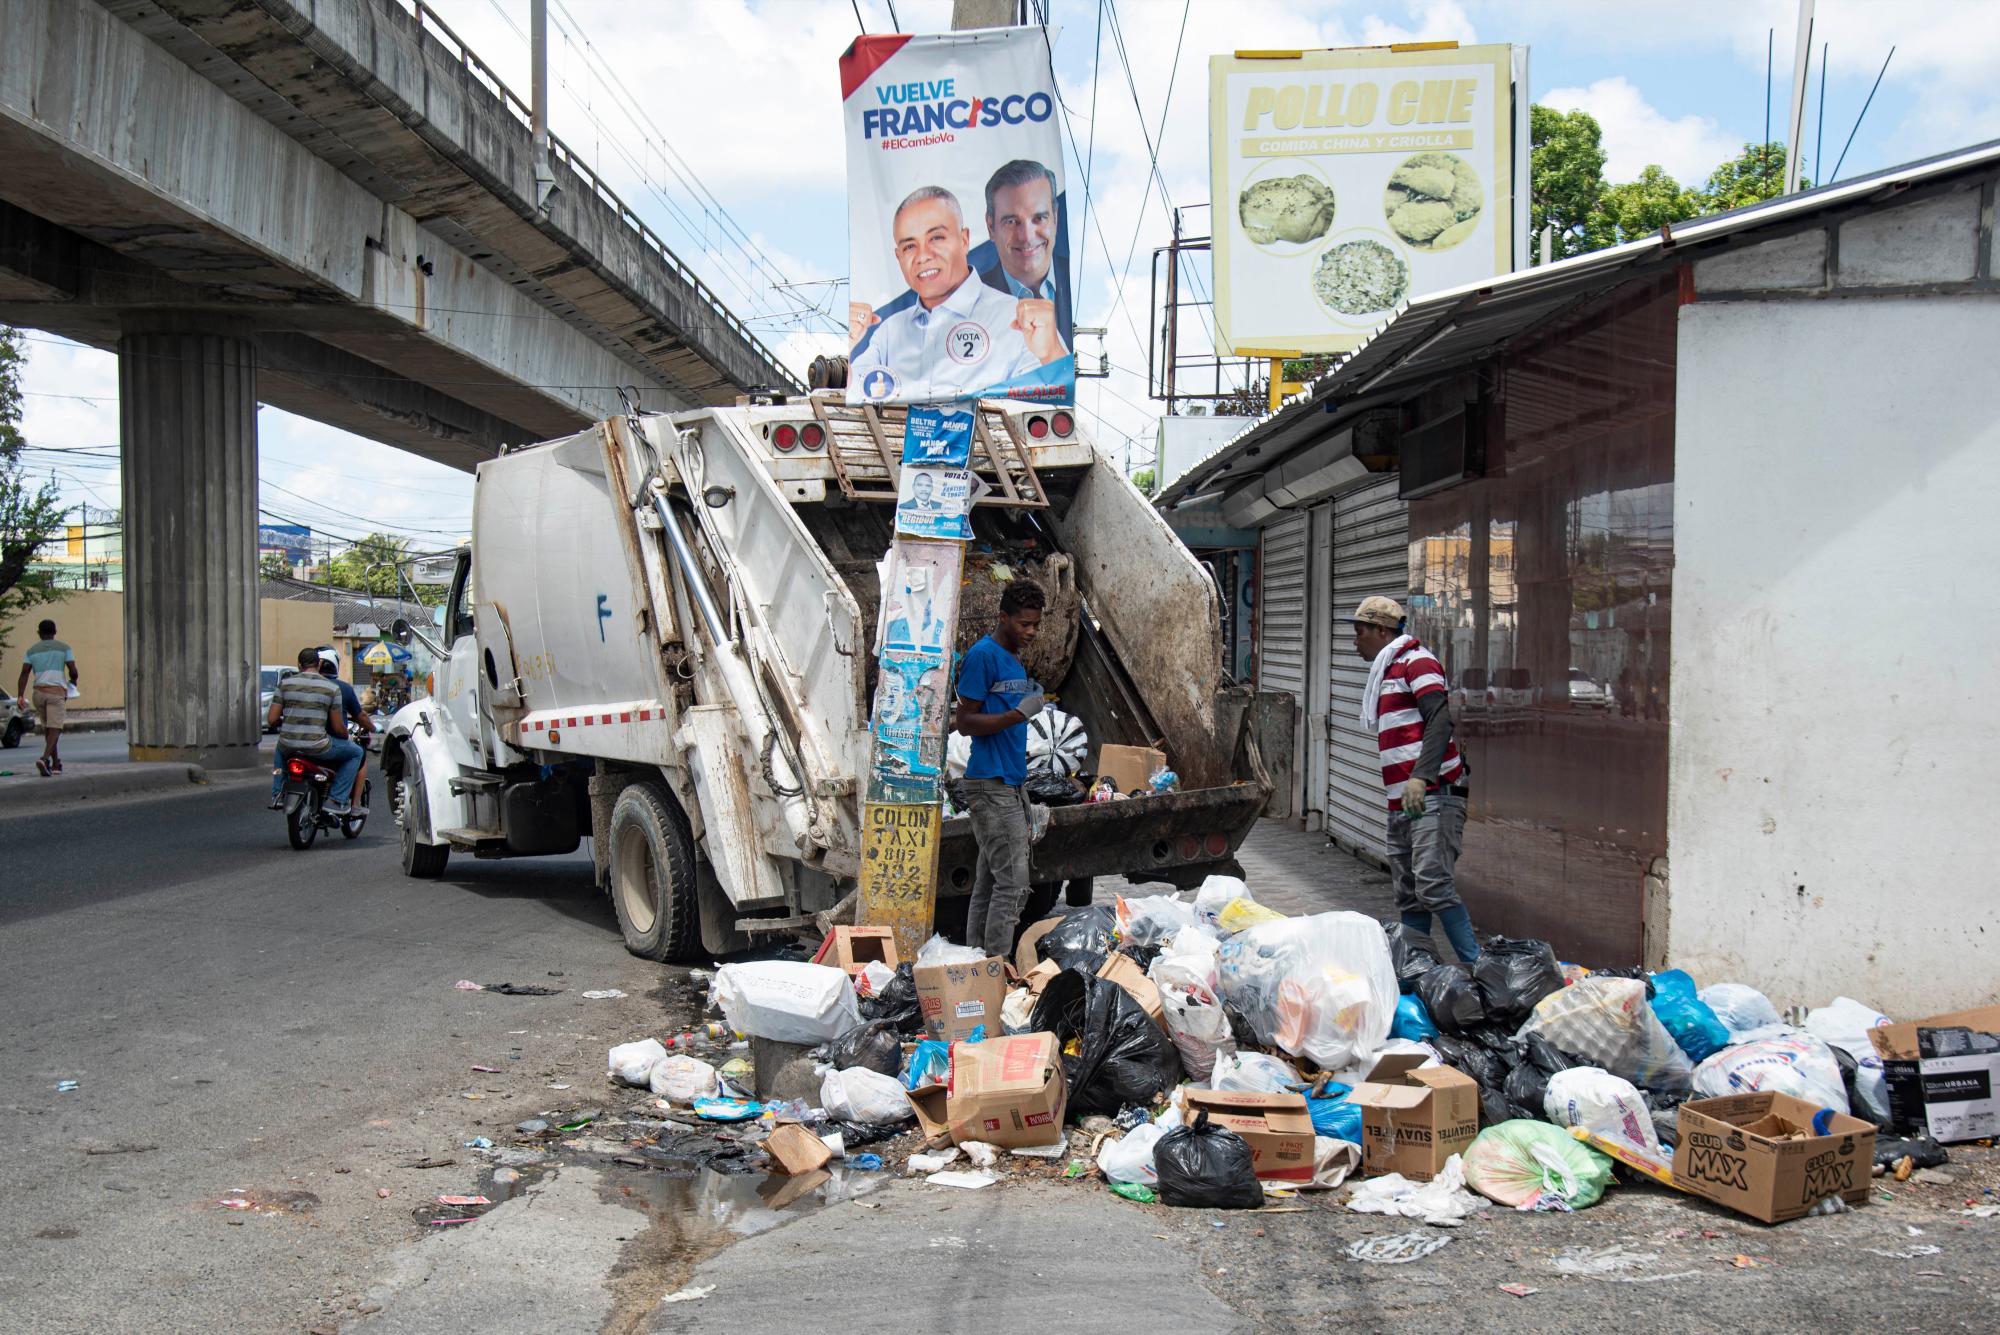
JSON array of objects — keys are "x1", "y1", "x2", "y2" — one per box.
[
  {"x1": 49, "y1": 758, "x2": 61, "y2": 774},
  {"x1": 268, "y1": 797, "x2": 285, "y2": 811},
  {"x1": 34, "y1": 757, "x2": 50, "y2": 777}
]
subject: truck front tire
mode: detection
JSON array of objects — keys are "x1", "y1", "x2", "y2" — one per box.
[
  {"x1": 607, "y1": 780, "x2": 700, "y2": 963},
  {"x1": 399, "y1": 757, "x2": 450, "y2": 879}
]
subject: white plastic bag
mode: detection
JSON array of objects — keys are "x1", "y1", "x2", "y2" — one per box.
[
  {"x1": 1001, "y1": 987, "x2": 1037, "y2": 1034},
  {"x1": 1209, "y1": 1050, "x2": 1304, "y2": 1093},
  {"x1": 819, "y1": 1066, "x2": 914, "y2": 1123},
  {"x1": 608, "y1": 1038, "x2": 667, "y2": 1087},
  {"x1": 713, "y1": 961, "x2": 860, "y2": 1045},
  {"x1": 1516, "y1": 976, "x2": 1693, "y2": 1093},
  {"x1": 648, "y1": 1055, "x2": 720, "y2": 1103},
  {"x1": 1217, "y1": 911, "x2": 1398, "y2": 1070},
  {"x1": 1698, "y1": 982, "x2": 1784, "y2": 1038},
  {"x1": 1026, "y1": 707, "x2": 1089, "y2": 778},
  {"x1": 1150, "y1": 924, "x2": 1235, "y2": 1079},
  {"x1": 1098, "y1": 1124, "x2": 1168, "y2": 1184},
  {"x1": 1804, "y1": 996, "x2": 1893, "y2": 1123},
  {"x1": 855, "y1": 960, "x2": 896, "y2": 999},
  {"x1": 1693, "y1": 1034, "x2": 1850, "y2": 1113},
  {"x1": 1346, "y1": 1153, "x2": 1486, "y2": 1225},
  {"x1": 916, "y1": 933, "x2": 988, "y2": 967},
  {"x1": 1543, "y1": 1067, "x2": 1669, "y2": 1176},
  {"x1": 1193, "y1": 875, "x2": 1252, "y2": 927},
  {"x1": 1117, "y1": 894, "x2": 1199, "y2": 948},
  {"x1": 946, "y1": 731, "x2": 971, "y2": 780}
]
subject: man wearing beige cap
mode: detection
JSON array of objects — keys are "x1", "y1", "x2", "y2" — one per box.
[{"x1": 1351, "y1": 596, "x2": 1479, "y2": 962}]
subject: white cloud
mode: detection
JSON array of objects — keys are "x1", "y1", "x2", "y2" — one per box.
[
  {"x1": 1361, "y1": 1, "x2": 1478, "y2": 47},
  {"x1": 1541, "y1": 76, "x2": 1742, "y2": 184}
]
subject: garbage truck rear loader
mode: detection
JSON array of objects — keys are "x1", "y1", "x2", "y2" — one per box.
[{"x1": 382, "y1": 397, "x2": 1274, "y2": 961}]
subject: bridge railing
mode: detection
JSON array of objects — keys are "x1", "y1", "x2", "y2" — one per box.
[{"x1": 393, "y1": 0, "x2": 800, "y2": 390}]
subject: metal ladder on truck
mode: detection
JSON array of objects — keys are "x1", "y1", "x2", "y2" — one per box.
[{"x1": 807, "y1": 400, "x2": 1052, "y2": 511}]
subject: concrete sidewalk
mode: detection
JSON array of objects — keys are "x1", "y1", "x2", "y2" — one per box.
[{"x1": 0, "y1": 760, "x2": 260, "y2": 814}]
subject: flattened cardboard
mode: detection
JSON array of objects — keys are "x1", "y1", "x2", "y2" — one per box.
[
  {"x1": 914, "y1": 955, "x2": 1010, "y2": 1041},
  {"x1": 1018, "y1": 959, "x2": 1063, "y2": 995},
  {"x1": 1014, "y1": 917, "x2": 1064, "y2": 975},
  {"x1": 909, "y1": 1033, "x2": 1067, "y2": 1149},
  {"x1": 1672, "y1": 1092, "x2": 1875, "y2": 1224},
  {"x1": 1915, "y1": 1029, "x2": 2000, "y2": 1143},
  {"x1": 818, "y1": 925, "x2": 899, "y2": 977},
  {"x1": 764, "y1": 1121, "x2": 833, "y2": 1176},
  {"x1": 1096, "y1": 743, "x2": 1167, "y2": 795},
  {"x1": 1180, "y1": 1089, "x2": 1316, "y2": 1182},
  {"x1": 1869, "y1": 1004, "x2": 2000, "y2": 1139},
  {"x1": 1096, "y1": 951, "x2": 1166, "y2": 1031},
  {"x1": 1348, "y1": 1054, "x2": 1480, "y2": 1181}
]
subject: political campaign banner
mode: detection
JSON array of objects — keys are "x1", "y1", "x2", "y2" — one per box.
[
  {"x1": 1209, "y1": 44, "x2": 1522, "y2": 356},
  {"x1": 876, "y1": 539, "x2": 961, "y2": 656},
  {"x1": 841, "y1": 26, "x2": 1074, "y2": 407},
  {"x1": 894, "y1": 465, "x2": 975, "y2": 541},
  {"x1": 903, "y1": 403, "x2": 976, "y2": 467}
]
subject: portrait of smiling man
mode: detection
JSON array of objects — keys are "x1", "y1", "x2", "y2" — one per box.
[
  {"x1": 849, "y1": 185, "x2": 1067, "y2": 401},
  {"x1": 978, "y1": 159, "x2": 1072, "y2": 344}
]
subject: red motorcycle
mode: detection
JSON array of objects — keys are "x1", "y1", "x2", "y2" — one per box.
[{"x1": 276, "y1": 749, "x2": 370, "y2": 849}]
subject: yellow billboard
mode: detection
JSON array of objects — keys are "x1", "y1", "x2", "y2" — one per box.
[{"x1": 1209, "y1": 44, "x2": 1519, "y2": 356}]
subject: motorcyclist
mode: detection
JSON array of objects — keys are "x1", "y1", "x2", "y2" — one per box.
[
  {"x1": 317, "y1": 649, "x2": 377, "y2": 805},
  {"x1": 267, "y1": 646, "x2": 362, "y2": 814}
]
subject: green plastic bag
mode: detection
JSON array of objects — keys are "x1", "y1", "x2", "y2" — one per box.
[
  {"x1": 1110, "y1": 1182, "x2": 1157, "y2": 1203},
  {"x1": 1461, "y1": 1119, "x2": 1613, "y2": 1210}
]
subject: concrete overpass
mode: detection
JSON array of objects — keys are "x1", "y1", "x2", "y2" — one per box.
[{"x1": 0, "y1": 0, "x2": 801, "y2": 765}]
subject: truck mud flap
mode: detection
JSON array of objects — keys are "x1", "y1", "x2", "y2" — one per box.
[{"x1": 935, "y1": 783, "x2": 1267, "y2": 895}]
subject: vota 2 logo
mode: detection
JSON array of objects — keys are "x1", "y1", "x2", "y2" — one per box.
[{"x1": 861, "y1": 77, "x2": 1054, "y2": 140}]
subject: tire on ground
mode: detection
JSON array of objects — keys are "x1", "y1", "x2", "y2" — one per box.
[
  {"x1": 399, "y1": 758, "x2": 449, "y2": 878},
  {"x1": 607, "y1": 779, "x2": 700, "y2": 963}
]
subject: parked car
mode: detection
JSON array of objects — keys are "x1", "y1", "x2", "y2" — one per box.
[
  {"x1": 259, "y1": 665, "x2": 293, "y2": 732},
  {"x1": 1568, "y1": 667, "x2": 1612, "y2": 709},
  {"x1": 0, "y1": 686, "x2": 30, "y2": 749}
]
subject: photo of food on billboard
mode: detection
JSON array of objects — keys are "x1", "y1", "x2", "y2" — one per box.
[
  {"x1": 840, "y1": 26, "x2": 1074, "y2": 406},
  {"x1": 1209, "y1": 44, "x2": 1521, "y2": 356}
]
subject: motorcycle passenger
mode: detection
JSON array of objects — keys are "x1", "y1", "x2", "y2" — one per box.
[
  {"x1": 267, "y1": 646, "x2": 363, "y2": 815},
  {"x1": 316, "y1": 649, "x2": 376, "y2": 804}
]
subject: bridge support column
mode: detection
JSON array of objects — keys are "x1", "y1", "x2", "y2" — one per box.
[{"x1": 119, "y1": 321, "x2": 262, "y2": 768}]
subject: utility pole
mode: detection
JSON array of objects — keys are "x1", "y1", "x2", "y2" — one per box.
[{"x1": 1784, "y1": 0, "x2": 1816, "y2": 193}]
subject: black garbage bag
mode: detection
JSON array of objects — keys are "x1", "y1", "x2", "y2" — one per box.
[
  {"x1": 1521, "y1": 1033, "x2": 1587, "y2": 1077},
  {"x1": 1038, "y1": 905, "x2": 1119, "y2": 972},
  {"x1": 1024, "y1": 773, "x2": 1085, "y2": 807},
  {"x1": 1223, "y1": 1000, "x2": 1262, "y2": 1052},
  {"x1": 1430, "y1": 1033, "x2": 1509, "y2": 1092},
  {"x1": 1828, "y1": 1044, "x2": 1894, "y2": 1127},
  {"x1": 1154, "y1": 1109, "x2": 1264, "y2": 1209},
  {"x1": 856, "y1": 963, "x2": 924, "y2": 1035},
  {"x1": 1471, "y1": 937, "x2": 1565, "y2": 1025},
  {"x1": 1872, "y1": 1133, "x2": 1948, "y2": 1172},
  {"x1": 1465, "y1": 1022, "x2": 1520, "y2": 1055},
  {"x1": 822, "y1": 1019, "x2": 902, "y2": 1076},
  {"x1": 1417, "y1": 963, "x2": 1487, "y2": 1035},
  {"x1": 1117, "y1": 940, "x2": 1163, "y2": 974},
  {"x1": 1030, "y1": 970, "x2": 1183, "y2": 1118},
  {"x1": 1477, "y1": 1083, "x2": 1511, "y2": 1129},
  {"x1": 1503, "y1": 1061, "x2": 1552, "y2": 1122},
  {"x1": 833, "y1": 1119, "x2": 907, "y2": 1148},
  {"x1": 1381, "y1": 923, "x2": 1440, "y2": 995}
]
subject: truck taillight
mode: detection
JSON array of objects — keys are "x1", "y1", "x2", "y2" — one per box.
[
  {"x1": 772, "y1": 424, "x2": 799, "y2": 451},
  {"x1": 1204, "y1": 833, "x2": 1229, "y2": 856},
  {"x1": 1026, "y1": 415, "x2": 1050, "y2": 440},
  {"x1": 1051, "y1": 410, "x2": 1074, "y2": 437},
  {"x1": 1176, "y1": 835, "x2": 1201, "y2": 861},
  {"x1": 800, "y1": 423, "x2": 826, "y2": 451}
]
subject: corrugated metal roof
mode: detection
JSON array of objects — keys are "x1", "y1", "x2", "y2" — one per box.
[{"x1": 1158, "y1": 137, "x2": 2000, "y2": 507}]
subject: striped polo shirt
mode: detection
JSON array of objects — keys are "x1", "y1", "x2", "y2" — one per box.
[{"x1": 1372, "y1": 638, "x2": 1464, "y2": 812}]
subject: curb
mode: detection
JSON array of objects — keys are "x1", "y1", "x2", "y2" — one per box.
[{"x1": 0, "y1": 762, "x2": 264, "y2": 817}]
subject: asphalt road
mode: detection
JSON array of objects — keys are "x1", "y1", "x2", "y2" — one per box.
[{"x1": 3, "y1": 784, "x2": 1997, "y2": 1334}]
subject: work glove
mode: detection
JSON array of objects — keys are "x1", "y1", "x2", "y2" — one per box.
[
  {"x1": 1013, "y1": 690, "x2": 1046, "y2": 722},
  {"x1": 1401, "y1": 776, "x2": 1428, "y2": 817}
]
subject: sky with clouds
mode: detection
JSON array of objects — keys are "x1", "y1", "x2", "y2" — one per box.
[{"x1": 16, "y1": 0, "x2": 1997, "y2": 550}]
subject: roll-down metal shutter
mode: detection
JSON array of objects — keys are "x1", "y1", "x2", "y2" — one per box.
[
  {"x1": 1326, "y1": 476, "x2": 1410, "y2": 859},
  {"x1": 1257, "y1": 512, "x2": 1311, "y2": 699}
]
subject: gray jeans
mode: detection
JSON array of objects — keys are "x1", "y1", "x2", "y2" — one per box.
[
  {"x1": 962, "y1": 777, "x2": 1032, "y2": 958},
  {"x1": 1386, "y1": 793, "x2": 1467, "y2": 914}
]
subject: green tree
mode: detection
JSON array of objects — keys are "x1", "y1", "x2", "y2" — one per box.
[
  {"x1": 258, "y1": 551, "x2": 293, "y2": 582},
  {"x1": 1581, "y1": 165, "x2": 1705, "y2": 251},
  {"x1": 0, "y1": 326, "x2": 66, "y2": 651},
  {"x1": 1129, "y1": 468, "x2": 1155, "y2": 496},
  {"x1": 1530, "y1": 104, "x2": 1608, "y2": 263},
  {"x1": 1699, "y1": 141, "x2": 1808, "y2": 212},
  {"x1": 323, "y1": 532, "x2": 411, "y2": 596}
]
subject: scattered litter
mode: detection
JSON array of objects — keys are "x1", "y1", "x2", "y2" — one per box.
[
  {"x1": 692, "y1": 1098, "x2": 761, "y2": 1122},
  {"x1": 454, "y1": 981, "x2": 484, "y2": 991},
  {"x1": 55, "y1": 1080, "x2": 79, "y2": 1093},
  {"x1": 404, "y1": 1157, "x2": 456, "y2": 1169},
  {"x1": 556, "y1": 1116, "x2": 595, "y2": 1132},
  {"x1": 471, "y1": 1065, "x2": 502, "y2": 1073},
  {"x1": 515, "y1": 1120, "x2": 550, "y2": 1134},
  {"x1": 927, "y1": 1170, "x2": 999, "y2": 1189},
  {"x1": 1345, "y1": 1231, "x2": 1452, "y2": 1264},
  {"x1": 1109, "y1": 1182, "x2": 1156, "y2": 1203},
  {"x1": 908, "y1": 1149, "x2": 960, "y2": 1174},
  {"x1": 659, "y1": 1285, "x2": 715, "y2": 1305},
  {"x1": 1550, "y1": 1245, "x2": 1700, "y2": 1284},
  {"x1": 437, "y1": 1195, "x2": 491, "y2": 1207},
  {"x1": 218, "y1": 1197, "x2": 254, "y2": 1211},
  {"x1": 1499, "y1": 1283, "x2": 1538, "y2": 1298},
  {"x1": 961, "y1": 1141, "x2": 1000, "y2": 1169},
  {"x1": 1347, "y1": 1154, "x2": 1485, "y2": 1226},
  {"x1": 1912, "y1": 1168, "x2": 1958, "y2": 1186},
  {"x1": 610, "y1": 1038, "x2": 668, "y2": 1087},
  {"x1": 549, "y1": 1083, "x2": 571, "y2": 1091},
  {"x1": 581, "y1": 989, "x2": 627, "y2": 1000},
  {"x1": 1867, "y1": 1245, "x2": 1943, "y2": 1260},
  {"x1": 1010, "y1": 1141, "x2": 1066, "y2": 1159},
  {"x1": 493, "y1": 1168, "x2": 521, "y2": 1185},
  {"x1": 464, "y1": 1138, "x2": 493, "y2": 1150},
  {"x1": 80, "y1": 1143, "x2": 157, "y2": 1156},
  {"x1": 377, "y1": 1188, "x2": 391, "y2": 1199},
  {"x1": 1961, "y1": 1205, "x2": 2000, "y2": 1218},
  {"x1": 849, "y1": 1154, "x2": 885, "y2": 1171},
  {"x1": 482, "y1": 983, "x2": 564, "y2": 996},
  {"x1": 1728, "y1": 1254, "x2": 1764, "y2": 1269},
  {"x1": 427, "y1": 1217, "x2": 477, "y2": 1227}
]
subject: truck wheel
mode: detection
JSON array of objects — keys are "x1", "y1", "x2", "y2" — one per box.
[
  {"x1": 398, "y1": 760, "x2": 450, "y2": 878},
  {"x1": 607, "y1": 780, "x2": 700, "y2": 963}
]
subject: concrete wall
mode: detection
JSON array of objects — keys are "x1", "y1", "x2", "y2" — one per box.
[
  {"x1": 3, "y1": 591, "x2": 333, "y2": 711},
  {"x1": 1667, "y1": 295, "x2": 2000, "y2": 1015}
]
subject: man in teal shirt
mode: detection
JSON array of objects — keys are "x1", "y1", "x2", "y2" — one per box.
[
  {"x1": 15, "y1": 618, "x2": 77, "y2": 778},
  {"x1": 952, "y1": 580, "x2": 1047, "y2": 957}
]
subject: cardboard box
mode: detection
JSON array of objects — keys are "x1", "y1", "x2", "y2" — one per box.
[
  {"x1": 816, "y1": 925, "x2": 898, "y2": 977},
  {"x1": 1915, "y1": 1027, "x2": 2000, "y2": 1143},
  {"x1": 913, "y1": 955, "x2": 1010, "y2": 1042},
  {"x1": 1014, "y1": 917, "x2": 1063, "y2": 975},
  {"x1": 1096, "y1": 951, "x2": 1166, "y2": 1031},
  {"x1": 1868, "y1": 1004, "x2": 2000, "y2": 1139},
  {"x1": 1180, "y1": 1089, "x2": 1316, "y2": 1182},
  {"x1": 1348, "y1": 1053, "x2": 1480, "y2": 1181},
  {"x1": 1096, "y1": 743, "x2": 1167, "y2": 795},
  {"x1": 907, "y1": 1033, "x2": 1068, "y2": 1149},
  {"x1": 1672, "y1": 1092, "x2": 1876, "y2": 1223},
  {"x1": 763, "y1": 1121, "x2": 833, "y2": 1176},
  {"x1": 1018, "y1": 959, "x2": 1062, "y2": 996}
]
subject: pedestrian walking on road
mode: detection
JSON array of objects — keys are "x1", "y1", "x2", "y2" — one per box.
[
  {"x1": 15, "y1": 618, "x2": 77, "y2": 778},
  {"x1": 953, "y1": 579, "x2": 1046, "y2": 958},
  {"x1": 266, "y1": 646, "x2": 363, "y2": 815},
  {"x1": 1350, "y1": 596, "x2": 1481, "y2": 962}
]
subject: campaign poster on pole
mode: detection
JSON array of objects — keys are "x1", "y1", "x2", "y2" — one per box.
[
  {"x1": 1208, "y1": 44, "x2": 1520, "y2": 356},
  {"x1": 876, "y1": 539, "x2": 962, "y2": 656},
  {"x1": 841, "y1": 26, "x2": 1074, "y2": 407},
  {"x1": 867, "y1": 648, "x2": 951, "y2": 805}
]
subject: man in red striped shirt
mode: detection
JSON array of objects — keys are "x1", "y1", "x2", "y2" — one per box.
[{"x1": 1350, "y1": 596, "x2": 1480, "y2": 962}]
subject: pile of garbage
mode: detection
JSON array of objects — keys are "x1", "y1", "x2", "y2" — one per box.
[{"x1": 601, "y1": 889, "x2": 1995, "y2": 1225}]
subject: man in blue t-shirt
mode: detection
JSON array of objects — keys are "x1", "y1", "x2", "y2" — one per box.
[{"x1": 952, "y1": 579, "x2": 1047, "y2": 957}]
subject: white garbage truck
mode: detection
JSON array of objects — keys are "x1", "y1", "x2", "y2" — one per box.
[{"x1": 381, "y1": 394, "x2": 1277, "y2": 961}]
